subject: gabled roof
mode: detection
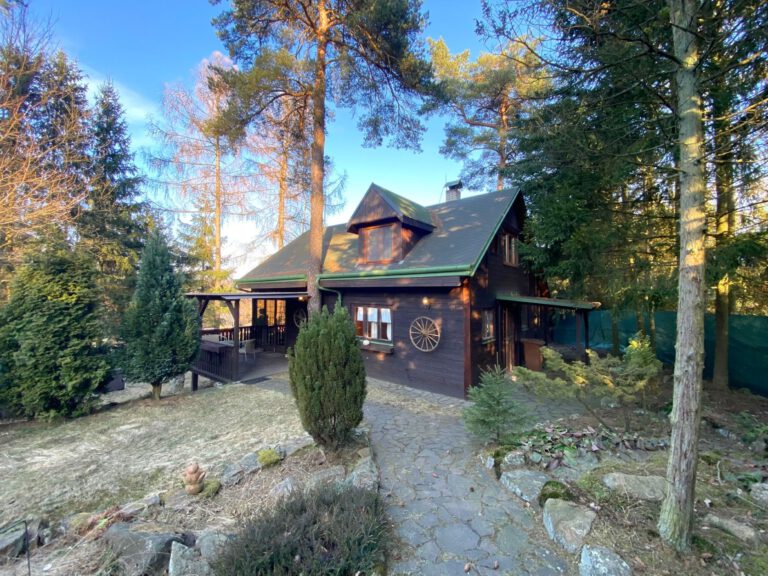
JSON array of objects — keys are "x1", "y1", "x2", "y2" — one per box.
[
  {"x1": 238, "y1": 187, "x2": 520, "y2": 287},
  {"x1": 346, "y1": 183, "x2": 435, "y2": 233}
]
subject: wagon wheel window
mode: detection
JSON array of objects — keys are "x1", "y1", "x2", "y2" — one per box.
[
  {"x1": 293, "y1": 308, "x2": 307, "y2": 328},
  {"x1": 409, "y1": 316, "x2": 440, "y2": 352}
]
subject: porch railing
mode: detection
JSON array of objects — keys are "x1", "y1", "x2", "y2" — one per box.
[{"x1": 193, "y1": 324, "x2": 286, "y2": 382}]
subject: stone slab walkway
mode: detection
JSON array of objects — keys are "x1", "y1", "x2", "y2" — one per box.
[
  {"x1": 259, "y1": 376, "x2": 580, "y2": 575},
  {"x1": 364, "y1": 379, "x2": 578, "y2": 576}
]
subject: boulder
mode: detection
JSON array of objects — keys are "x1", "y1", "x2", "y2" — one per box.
[
  {"x1": 0, "y1": 524, "x2": 26, "y2": 558},
  {"x1": 280, "y1": 434, "x2": 314, "y2": 458},
  {"x1": 703, "y1": 514, "x2": 758, "y2": 545},
  {"x1": 347, "y1": 456, "x2": 379, "y2": 491},
  {"x1": 168, "y1": 541, "x2": 213, "y2": 576},
  {"x1": 220, "y1": 463, "x2": 244, "y2": 487},
  {"x1": 500, "y1": 449, "x2": 527, "y2": 471},
  {"x1": 543, "y1": 499, "x2": 596, "y2": 553},
  {"x1": 602, "y1": 473, "x2": 667, "y2": 501},
  {"x1": 500, "y1": 469, "x2": 550, "y2": 504},
  {"x1": 239, "y1": 452, "x2": 262, "y2": 475},
  {"x1": 104, "y1": 522, "x2": 184, "y2": 576},
  {"x1": 197, "y1": 529, "x2": 234, "y2": 561},
  {"x1": 24, "y1": 517, "x2": 49, "y2": 550},
  {"x1": 750, "y1": 483, "x2": 768, "y2": 507},
  {"x1": 269, "y1": 476, "x2": 298, "y2": 500},
  {"x1": 579, "y1": 545, "x2": 632, "y2": 576},
  {"x1": 120, "y1": 494, "x2": 161, "y2": 517}
]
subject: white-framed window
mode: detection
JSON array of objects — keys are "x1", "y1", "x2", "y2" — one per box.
[
  {"x1": 501, "y1": 232, "x2": 519, "y2": 266},
  {"x1": 481, "y1": 309, "x2": 495, "y2": 341},
  {"x1": 354, "y1": 306, "x2": 392, "y2": 342}
]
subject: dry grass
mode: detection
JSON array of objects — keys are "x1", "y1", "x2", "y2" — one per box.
[{"x1": 0, "y1": 380, "x2": 305, "y2": 524}]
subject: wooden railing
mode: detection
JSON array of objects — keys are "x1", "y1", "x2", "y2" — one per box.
[{"x1": 193, "y1": 324, "x2": 286, "y2": 382}]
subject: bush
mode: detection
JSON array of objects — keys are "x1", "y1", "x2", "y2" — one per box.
[
  {"x1": 212, "y1": 485, "x2": 388, "y2": 576},
  {"x1": 288, "y1": 305, "x2": 366, "y2": 448},
  {"x1": 513, "y1": 333, "x2": 662, "y2": 432},
  {"x1": 0, "y1": 239, "x2": 110, "y2": 419},
  {"x1": 462, "y1": 365, "x2": 528, "y2": 444},
  {"x1": 121, "y1": 230, "x2": 199, "y2": 400}
]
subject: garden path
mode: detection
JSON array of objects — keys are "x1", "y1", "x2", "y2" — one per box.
[{"x1": 362, "y1": 378, "x2": 581, "y2": 576}]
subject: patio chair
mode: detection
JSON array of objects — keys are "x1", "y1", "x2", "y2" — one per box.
[{"x1": 239, "y1": 339, "x2": 257, "y2": 361}]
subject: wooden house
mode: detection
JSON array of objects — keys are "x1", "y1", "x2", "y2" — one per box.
[{"x1": 189, "y1": 183, "x2": 597, "y2": 397}]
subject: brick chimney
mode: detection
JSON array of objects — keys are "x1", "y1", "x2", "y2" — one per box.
[{"x1": 445, "y1": 179, "x2": 462, "y2": 202}]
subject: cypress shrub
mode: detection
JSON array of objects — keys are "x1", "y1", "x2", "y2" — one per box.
[
  {"x1": 462, "y1": 365, "x2": 528, "y2": 444},
  {"x1": 0, "y1": 240, "x2": 111, "y2": 419},
  {"x1": 121, "y1": 230, "x2": 199, "y2": 400},
  {"x1": 288, "y1": 305, "x2": 366, "y2": 448}
]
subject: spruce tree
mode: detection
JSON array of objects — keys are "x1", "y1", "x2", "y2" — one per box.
[
  {"x1": 78, "y1": 82, "x2": 149, "y2": 330},
  {"x1": 288, "y1": 305, "x2": 366, "y2": 448},
  {"x1": 121, "y1": 230, "x2": 200, "y2": 400},
  {"x1": 0, "y1": 237, "x2": 110, "y2": 419}
]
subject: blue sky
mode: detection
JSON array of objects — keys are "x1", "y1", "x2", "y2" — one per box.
[{"x1": 33, "y1": 0, "x2": 490, "y2": 271}]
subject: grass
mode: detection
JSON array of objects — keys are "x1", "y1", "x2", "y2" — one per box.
[{"x1": 0, "y1": 381, "x2": 305, "y2": 524}]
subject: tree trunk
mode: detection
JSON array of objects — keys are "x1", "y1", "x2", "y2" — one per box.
[
  {"x1": 497, "y1": 95, "x2": 508, "y2": 191},
  {"x1": 214, "y1": 135, "x2": 222, "y2": 291},
  {"x1": 658, "y1": 0, "x2": 707, "y2": 552},
  {"x1": 152, "y1": 383, "x2": 162, "y2": 401},
  {"x1": 307, "y1": 1, "x2": 328, "y2": 314},
  {"x1": 277, "y1": 132, "x2": 288, "y2": 250},
  {"x1": 711, "y1": 73, "x2": 735, "y2": 391}
]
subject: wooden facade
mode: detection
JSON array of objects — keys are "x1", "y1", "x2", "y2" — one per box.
[{"x1": 192, "y1": 184, "x2": 597, "y2": 397}]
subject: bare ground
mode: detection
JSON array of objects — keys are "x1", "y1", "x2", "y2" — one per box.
[{"x1": 0, "y1": 377, "x2": 304, "y2": 525}]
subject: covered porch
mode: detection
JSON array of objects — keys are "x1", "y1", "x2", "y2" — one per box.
[
  {"x1": 496, "y1": 294, "x2": 600, "y2": 371},
  {"x1": 185, "y1": 291, "x2": 308, "y2": 387}
]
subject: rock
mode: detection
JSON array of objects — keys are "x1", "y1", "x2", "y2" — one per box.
[
  {"x1": 305, "y1": 465, "x2": 346, "y2": 489},
  {"x1": 220, "y1": 463, "x2": 244, "y2": 487},
  {"x1": 543, "y1": 499, "x2": 597, "y2": 554},
  {"x1": 0, "y1": 524, "x2": 26, "y2": 558},
  {"x1": 63, "y1": 512, "x2": 94, "y2": 535},
  {"x1": 25, "y1": 517, "x2": 49, "y2": 550},
  {"x1": 483, "y1": 454, "x2": 496, "y2": 470},
  {"x1": 105, "y1": 522, "x2": 184, "y2": 576},
  {"x1": 280, "y1": 435, "x2": 314, "y2": 458},
  {"x1": 500, "y1": 450, "x2": 527, "y2": 471},
  {"x1": 239, "y1": 452, "x2": 262, "y2": 474},
  {"x1": 269, "y1": 477, "x2": 298, "y2": 499},
  {"x1": 500, "y1": 469, "x2": 550, "y2": 504},
  {"x1": 164, "y1": 489, "x2": 191, "y2": 511},
  {"x1": 347, "y1": 456, "x2": 379, "y2": 491},
  {"x1": 579, "y1": 545, "x2": 632, "y2": 576},
  {"x1": 602, "y1": 472, "x2": 667, "y2": 501},
  {"x1": 168, "y1": 541, "x2": 213, "y2": 576},
  {"x1": 750, "y1": 482, "x2": 768, "y2": 507},
  {"x1": 197, "y1": 529, "x2": 234, "y2": 561},
  {"x1": 703, "y1": 514, "x2": 759, "y2": 545}
]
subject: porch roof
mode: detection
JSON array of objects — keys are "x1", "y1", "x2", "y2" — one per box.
[
  {"x1": 185, "y1": 291, "x2": 308, "y2": 301},
  {"x1": 496, "y1": 294, "x2": 600, "y2": 310}
]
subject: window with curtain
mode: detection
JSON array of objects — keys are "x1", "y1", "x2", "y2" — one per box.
[{"x1": 353, "y1": 306, "x2": 393, "y2": 342}]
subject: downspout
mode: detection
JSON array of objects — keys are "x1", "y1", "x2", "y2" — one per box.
[{"x1": 318, "y1": 283, "x2": 343, "y2": 306}]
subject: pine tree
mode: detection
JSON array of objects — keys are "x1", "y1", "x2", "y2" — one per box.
[
  {"x1": 78, "y1": 82, "x2": 149, "y2": 330},
  {"x1": 0, "y1": 236, "x2": 110, "y2": 419},
  {"x1": 121, "y1": 230, "x2": 200, "y2": 401},
  {"x1": 288, "y1": 305, "x2": 366, "y2": 448}
]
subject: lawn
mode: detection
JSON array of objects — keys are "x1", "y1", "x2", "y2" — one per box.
[{"x1": 0, "y1": 381, "x2": 305, "y2": 525}]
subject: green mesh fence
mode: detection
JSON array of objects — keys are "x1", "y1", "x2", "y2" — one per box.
[{"x1": 551, "y1": 310, "x2": 768, "y2": 396}]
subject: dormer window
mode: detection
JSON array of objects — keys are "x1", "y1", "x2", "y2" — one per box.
[{"x1": 362, "y1": 224, "x2": 395, "y2": 263}]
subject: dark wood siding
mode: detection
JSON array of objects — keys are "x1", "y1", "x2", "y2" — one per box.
[{"x1": 323, "y1": 287, "x2": 466, "y2": 397}]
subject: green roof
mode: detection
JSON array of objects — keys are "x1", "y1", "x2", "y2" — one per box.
[{"x1": 238, "y1": 187, "x2": 520, "y2": 286}]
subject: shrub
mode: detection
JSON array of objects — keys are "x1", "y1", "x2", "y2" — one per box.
[
  {"x1": 288, "y1": 305, "x2": 366, "y2": 448},
  {"x1": 462, "y1": 365, "x2": 528, "y2": 444},
  {"x1": 212, "y1": 485, "x2": 388, "y2": 576},
  {"x1": 257, "y1": 448, "x2": 281, "y2": 468},
  {"x1": 121, "y1": 230, "x2": 200, "y2": 400},
  {"x1": 0, "y1": 239, "x2": 110, "y2": 419},
  {"x1": 513, "y1": 333, "x2": 662, "y2": 432}
]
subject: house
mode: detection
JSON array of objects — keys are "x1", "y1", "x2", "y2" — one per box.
[{"x1": 189, "y1": 182, "x2": 598, "y2": 397}]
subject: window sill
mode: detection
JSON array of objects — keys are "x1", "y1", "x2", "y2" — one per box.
[{"x1": 357, "y1": 338, "x2": 394, "y2": 354}]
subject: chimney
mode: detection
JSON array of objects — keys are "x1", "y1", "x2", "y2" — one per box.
[{"x1": 445, "y1": 179, "x2": 462, "y2": 202}]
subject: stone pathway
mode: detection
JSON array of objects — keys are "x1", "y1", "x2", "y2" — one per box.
[
  {"x1": 364, "y1": 379, "x2": 579, "y2": 576},
  {"x1": 258, "y1": 376, "x2": 580, "y2": 575}
]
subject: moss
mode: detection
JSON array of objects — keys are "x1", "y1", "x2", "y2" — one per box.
[
  {"x1": 692, "y1": 534, "x2": 717, "y2": 556},
  {"x1": 699, "y1": 451, "x2": 721, "y2": 466},
  {"x1": 257, "y1": 448, "x2": 281, "y2": 468},
  {"x1": 539, "y1": 480, "x2": 575, "y2": 507},
  {"x1": 200, "y1": 478, "x2": 222, "y2": 499}
]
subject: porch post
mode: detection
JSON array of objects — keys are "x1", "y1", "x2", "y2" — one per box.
[
  {"x1": 233, "y1": 299, "x2": 240, "y2": 380},
  {"x1": 584, "y1": 311, "x2": 590, "y2": 356},
  {"x1": 576, "y1": 310, "x2": 584, "y2": 360}
]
